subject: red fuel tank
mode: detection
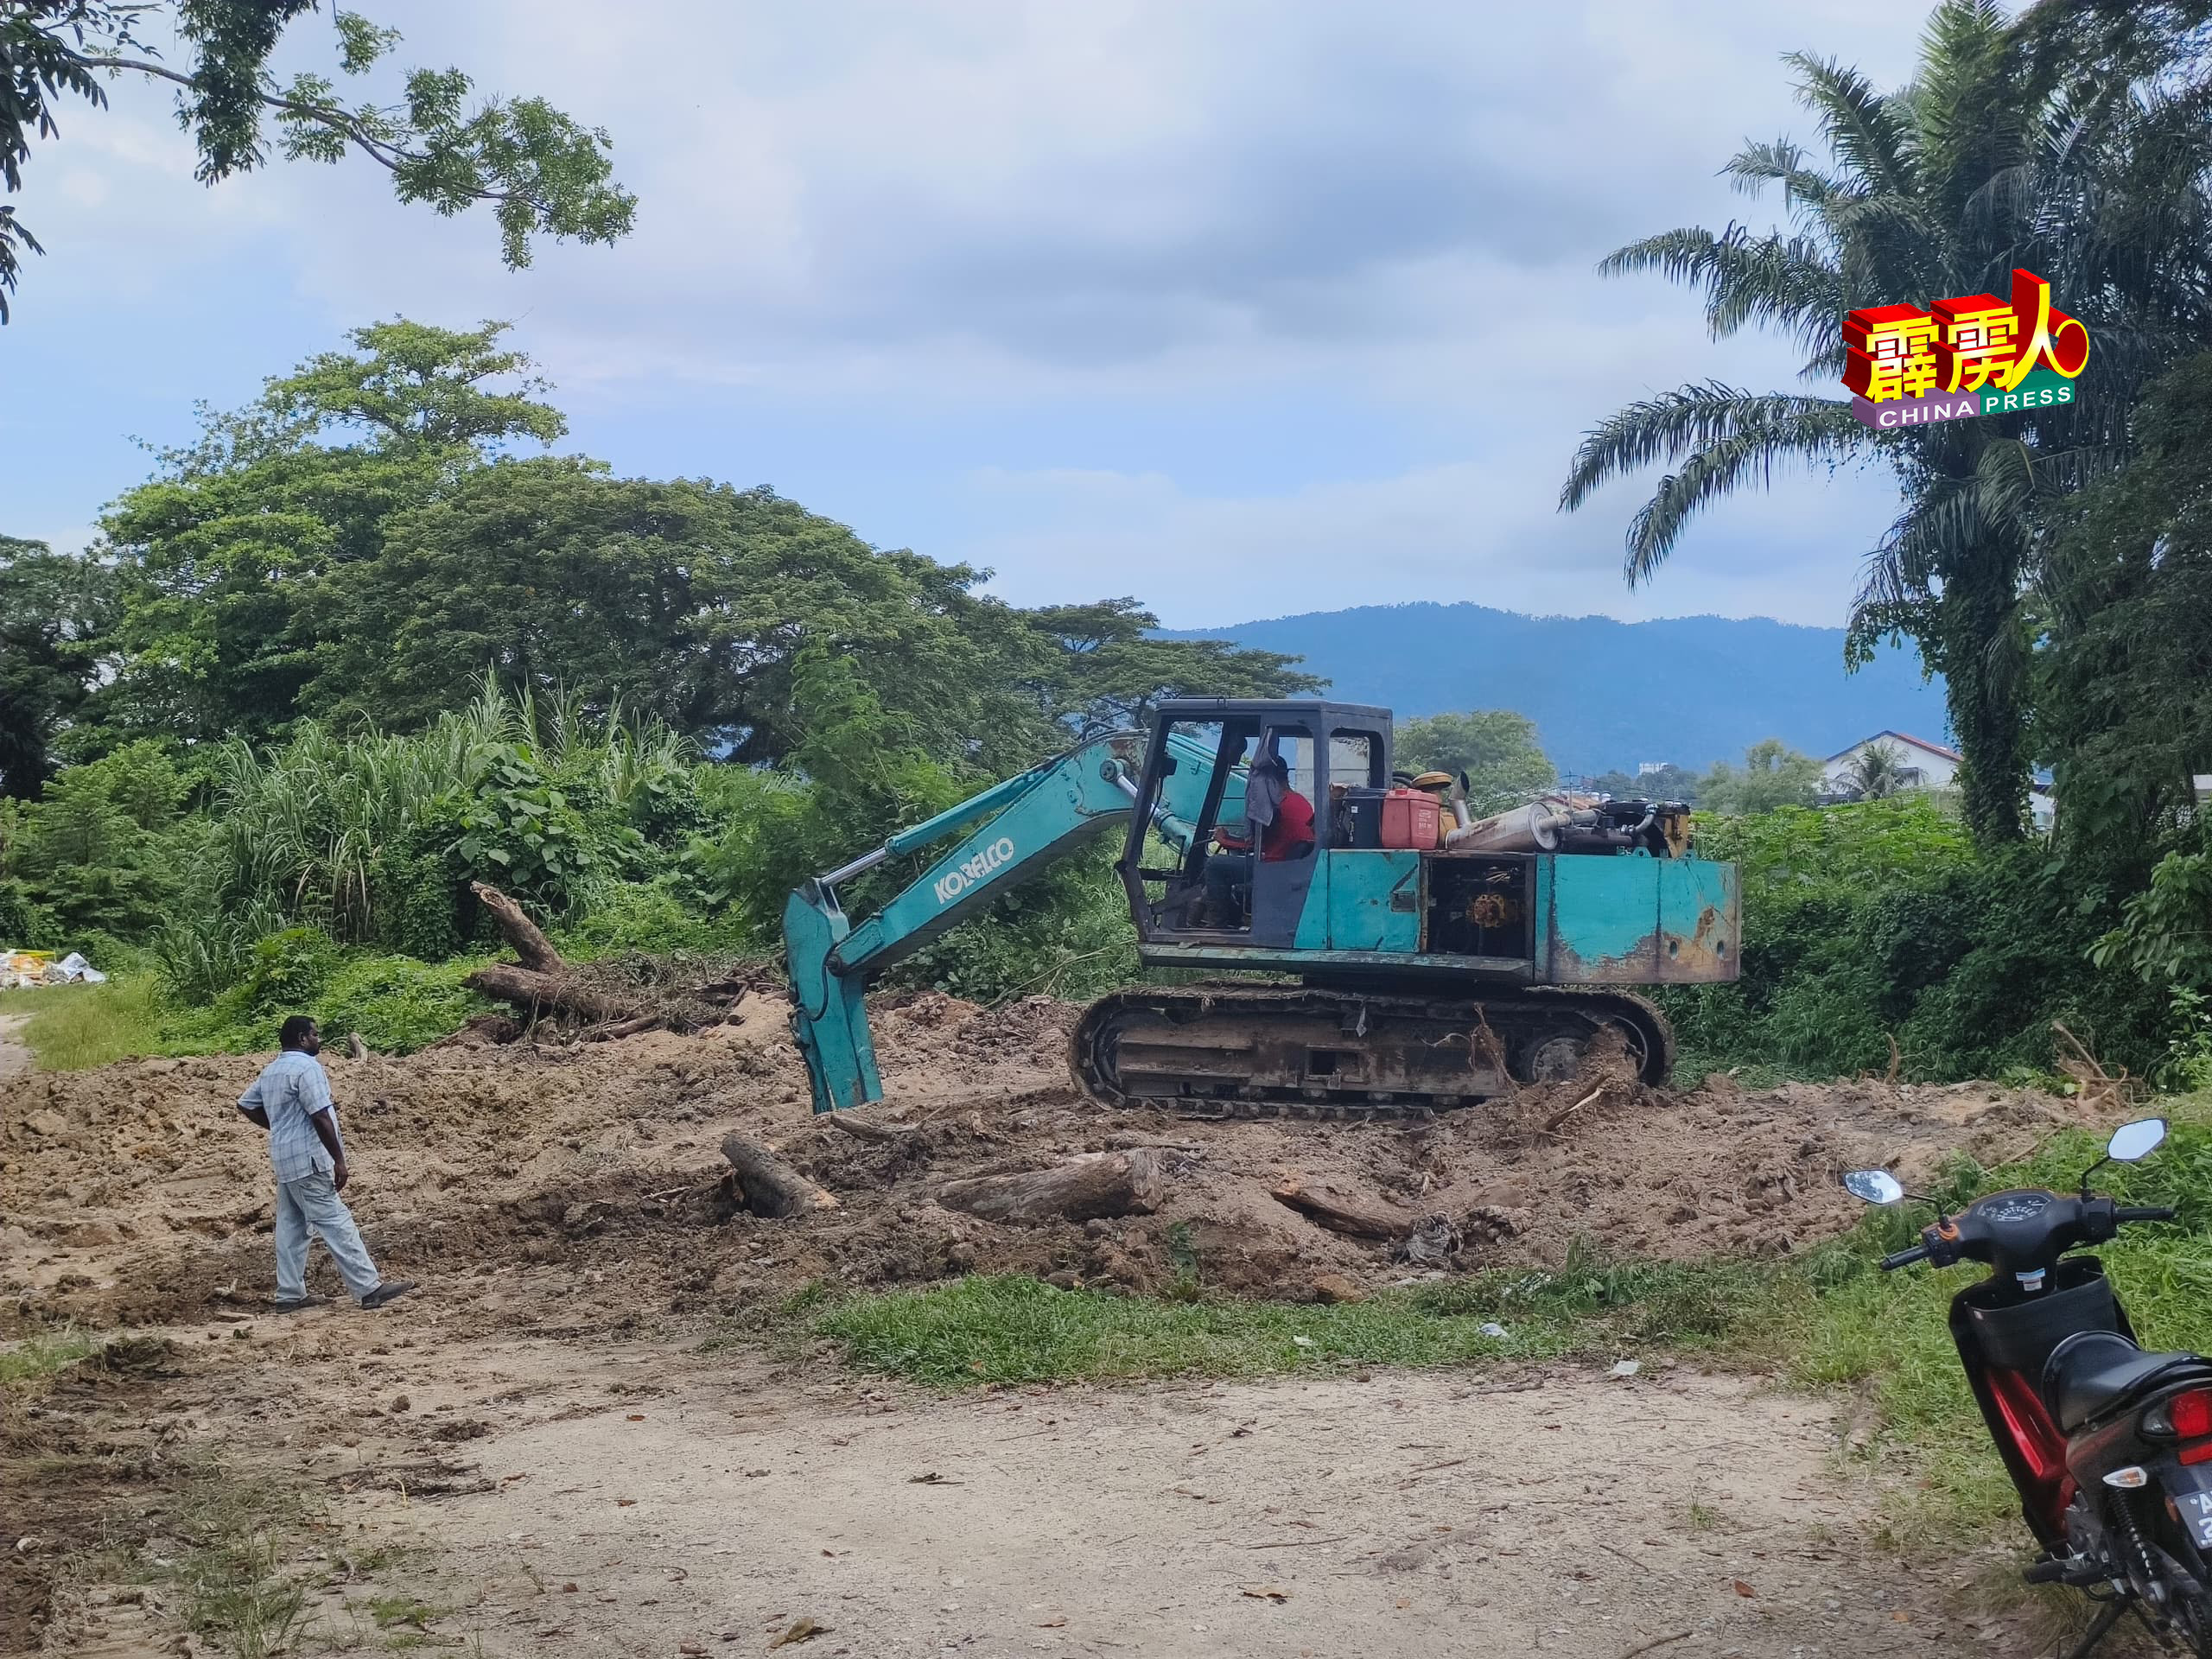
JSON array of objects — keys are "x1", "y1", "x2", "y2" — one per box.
[{"x1": 1378, "y1": 789, "x2": 1440, "y2": 851}]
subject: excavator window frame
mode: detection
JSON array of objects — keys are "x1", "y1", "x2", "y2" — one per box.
[{"x1": 1120, "y1": 700, "x2": 1399, "y2": 946}]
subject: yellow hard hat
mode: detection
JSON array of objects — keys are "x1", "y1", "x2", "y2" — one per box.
[{"x1": 1410, "y1": 771, "x2": 1453, "y2": 789}]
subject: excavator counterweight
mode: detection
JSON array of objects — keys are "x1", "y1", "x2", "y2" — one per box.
[{"x1": 782, "y1": 698, "x2": 1738, "y2": 1117}]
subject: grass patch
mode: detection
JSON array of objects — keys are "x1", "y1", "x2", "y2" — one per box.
[
  {"x1": 813, "y1": 1243, "x2": 1798, "y2": 1389},
  {"x1": 0, "y1": 953, "x2": 500, "y2": 1071},
  {"x1": 0, "y1": 977, "x2": 168, "y2": 1071},
  {"x1": 0, "y1": 1329, "x2": 98, "y2": 1389},
  {"x1": 120, "y1": 1469, "x2": 320, "y2": 1659}
]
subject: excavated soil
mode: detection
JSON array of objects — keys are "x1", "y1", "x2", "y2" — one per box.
[
  {"x1": 3, "y1": 989, "x2": 2101, "y2": 1339},
  {"x1": 0, "y1": 993, "x2": 2120, "y2": 1656}
]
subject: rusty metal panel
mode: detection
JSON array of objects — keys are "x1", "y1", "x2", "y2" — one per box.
[
  {"x1": 1541, "y1": 853, "x2": 1662, "y2": 983},
  {"x1": 1656, "y1": 856, "x2": 1740, "y2": 982}
]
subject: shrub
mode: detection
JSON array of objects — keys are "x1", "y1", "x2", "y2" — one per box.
[{"x1": 313, "y1": 955, "x2": 493, "y2": 1053}]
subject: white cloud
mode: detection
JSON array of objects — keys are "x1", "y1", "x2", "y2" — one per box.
[
  {"x1": 10, "y1": 0, "x2": 1948, "y2": 630},
  {"x1": 956, "y1": 449, "x2": 1903, "y2": 627}
]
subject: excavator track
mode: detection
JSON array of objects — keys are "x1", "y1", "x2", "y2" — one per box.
[{"x1": 1069, "y1": 983, "x2": 1673, "y2": 1121}]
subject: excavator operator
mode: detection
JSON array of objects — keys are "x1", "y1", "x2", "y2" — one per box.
[{"x1": 1199, "y1": 750, "x2": 1313, "y2": 926}]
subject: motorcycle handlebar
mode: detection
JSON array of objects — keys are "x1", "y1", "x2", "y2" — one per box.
[
  {"x1": 2113, "y1": 1205, "x2": 2177, "y2": 1224},
  {"x1": 1879, "y1": 1245, "x2": 1932, "y2": 1271}
]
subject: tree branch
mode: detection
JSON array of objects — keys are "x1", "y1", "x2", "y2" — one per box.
[{"x1": 66, "y1": 50, "x2": 556, "y2": 214}]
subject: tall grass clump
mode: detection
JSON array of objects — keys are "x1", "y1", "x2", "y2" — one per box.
[{"x1": 153, "y1": 677, "x2": 697, "y2": 998}]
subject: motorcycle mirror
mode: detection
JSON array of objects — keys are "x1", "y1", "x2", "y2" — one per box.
[
  {"x1": 1841, "y1": 1169, "x2": 1905, "y2": 1206},
  {"x1": 2107, "y1": 1118, "x2": 2168, "y2": 1164}
]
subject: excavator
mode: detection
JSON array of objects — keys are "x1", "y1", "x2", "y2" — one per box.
[{"x1": 782, "y1": 698, "x2": 1739, "y2": 1119}]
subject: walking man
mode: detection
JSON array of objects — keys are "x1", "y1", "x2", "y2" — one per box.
[{"x1": 237, "y1": 1015, "x2": 415, "y2": 1312}]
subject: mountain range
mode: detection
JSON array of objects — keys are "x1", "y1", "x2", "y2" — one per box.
[{"x1": 1159, "y1": 601, "x2": 1949, "y2": 776}]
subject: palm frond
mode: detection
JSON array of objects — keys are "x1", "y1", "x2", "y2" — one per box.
[
  {"x1": 1783, "y1": 52, "x2": 1919, "y2": 200},
  {"x1": 1558, "y1": 384, "x2": 1866, "y2": 584},
  {"x1": 1599, "y1": 225, "x2": 1842, "y2": 353}
]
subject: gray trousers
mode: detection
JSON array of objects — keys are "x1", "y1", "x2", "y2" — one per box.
[{"x1": 274, "y1": 1169, "x2": 381, "y2": 1302}]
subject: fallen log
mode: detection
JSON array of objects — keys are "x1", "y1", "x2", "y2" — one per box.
[
  {"x1": 936, "y1": 1148, "x2": 1164, "y2": 1225},
  {"x1": 587, "y1": 1014, "x2": 659, "y2": 1042},
  {"x1": 1269, "y1": 1176, "x2": 1415, "y2": 1242},
  {"x1": 721, "y1": 1133, "x2": 838, "y2": 1218},
  {"x1": 464, "y1": 962, "x2": 639, "y2": 1026}
]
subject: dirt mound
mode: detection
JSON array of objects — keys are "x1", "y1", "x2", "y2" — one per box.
[{"x1": 2, "y1": 994, "x2": 2105, "y2": 1338}]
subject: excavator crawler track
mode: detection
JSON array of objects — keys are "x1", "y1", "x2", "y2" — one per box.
[{"x1": 1069, "y1": 984, "x2": 1672, "y2": 1122}]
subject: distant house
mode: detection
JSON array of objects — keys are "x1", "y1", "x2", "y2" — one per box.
[
  {"x1": 1822, "y1": 731, "x2": 1963, "y2": 794},
  {"x1": 1824, "y1": 730, "x2": 2056, "y2": 830}
]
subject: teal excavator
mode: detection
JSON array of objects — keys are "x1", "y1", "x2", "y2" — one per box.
[{"x1": 783, "y1": 698, "x2": 1739, "y2": 1118}]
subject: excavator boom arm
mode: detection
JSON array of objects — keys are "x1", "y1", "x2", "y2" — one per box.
[{"x1": 782, "y1": 728, "x2": 1227, "y2": 1111}]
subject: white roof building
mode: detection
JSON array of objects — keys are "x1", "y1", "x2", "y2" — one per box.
[
  {"x1": 1823, "y1": 731, "x2": 2055, "y2": 830},
  {"x1": 1821, "y1": 731, "x2": 1964, "y2": 793}
]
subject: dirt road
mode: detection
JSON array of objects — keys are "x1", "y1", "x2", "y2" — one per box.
[
  {"x1": 0, "y1": 1012, "x2": 31, "y2": 1089},
  {"x1": 40, "y1": 1324, "x2": 2009, "y2": 1659}
]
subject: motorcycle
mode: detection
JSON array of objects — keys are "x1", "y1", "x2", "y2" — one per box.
[{"x1": 1843, "y1": 1117, "x2": 2212, "y2": 1657}]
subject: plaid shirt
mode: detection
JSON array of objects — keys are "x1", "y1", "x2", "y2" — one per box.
[{"x1": 238, "y1": 1050, "x2": 343, "y2": 1184}]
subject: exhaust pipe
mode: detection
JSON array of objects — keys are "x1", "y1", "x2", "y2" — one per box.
[{"x1": 1447, "y1": 801, "x2": 1567, "y2": 852}]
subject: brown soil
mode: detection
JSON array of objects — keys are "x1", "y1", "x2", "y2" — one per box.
[
  {"x1": 3, "y1": 990, "x2": 2100, "y2": 1341},
  {"x1": 0, "y1": 991, "x2": 2116, "y2": 1656}
]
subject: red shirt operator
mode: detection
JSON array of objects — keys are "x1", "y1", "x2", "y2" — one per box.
[{"x1": 1217, "y1": 790, "x2": 1315, "y2": 860}]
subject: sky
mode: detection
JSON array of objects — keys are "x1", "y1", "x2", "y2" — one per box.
[{"x1": 0, "y1": 0, "x2": 1942, "y2": 630}]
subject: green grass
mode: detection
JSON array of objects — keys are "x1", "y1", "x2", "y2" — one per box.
[
  {"x1": 0, "y1": 951, "x2": 499, "y2": 1072},
  {"x1": 0, "y1": 1329, "x2": 98, "y2": 1388},
  {"x1": 808, "y1": 1096, "x2": 2212, "y2": 1548},
  {"x1": 813, "y1": 1244, "x2": 1797, "y2": 1389},
  {"x1": 0, "y1": 977, "x2": 168, "y2": 1071},
  {"x1": 111, "y1": 1470, "x2": 319, "y2": 1659}
]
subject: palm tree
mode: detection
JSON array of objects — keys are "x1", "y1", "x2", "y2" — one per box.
[
  {"x1": 1845, "y1": 741, "x2": 1913, "y2": 800},
  {"x1": 1560, "y1": 0, "x2": 2212, "y2": 844}
]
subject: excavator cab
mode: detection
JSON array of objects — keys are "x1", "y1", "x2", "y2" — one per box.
[{"x1": 1122, "y1": 699, "x2": 1392, "y2": 947}]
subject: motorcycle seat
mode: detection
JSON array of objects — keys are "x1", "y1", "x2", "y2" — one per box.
[{"x1": 2042, "y1": 1330, "x2": 2212, "y2": 1433}]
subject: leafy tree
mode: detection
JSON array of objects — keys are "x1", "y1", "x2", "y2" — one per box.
[
  {"x1": 0, "y1": 737, "x2": 189, "y2": 943},
  {"x1": 1582, "y1": 763, "x2": 1700, "y2": 804},
  {"x1": 1558, "y1": 0, "x2": 2212, "y2": 844},
  {"x1": 1394, "y1": 709, "x2": 1557, "y2": 810},
  {"x1": 0, "y1": 2, "x2": 633, "y2": 321},
  {"x1": 102, "y1": 321, "x2": 565, "y2": 742},
  {"x1": 1700, "y1": 739, "x2": 1823, "y2": 815},
  {"x1": 0, "y1": 534, "x2": 117, "y2": 795},
  {"x1": 2037, "y1": 352, "x2": 2212, "y2": 857},
  {"x1": 1841, "y1": 741, "x2": 1912, "y2": 801},
  {"x1": 315, "y1": 458, "x2": 1028, "y2": 764},
  {"x1": 1011, "y1": 598, "x2": 1321, "y2": 743}
]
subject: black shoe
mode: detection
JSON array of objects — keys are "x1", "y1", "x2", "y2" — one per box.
[
  {"x1": 359, "y1": 1281, "x2": 417, "y2": 1310},
  {"x1": 272, "y1": 1294, "x2": 331, "y2": 1313}
]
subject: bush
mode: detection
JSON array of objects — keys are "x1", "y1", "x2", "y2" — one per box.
[
  {"x1": 234, "y1": 926, "x2": 343, "y2": 1014},
  {"x1": 1670, "y1": 797, "x2": 2170, "y2": 1083},
  {"x1": 312, "y1": 955, "x2": 493, "y2": 1053},
  {"x1": 556, "y1": 881, "x2": 750, "y2": 958}
]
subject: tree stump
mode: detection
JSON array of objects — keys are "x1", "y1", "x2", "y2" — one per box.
[{"x1": 470, "y1": 880, "x2": 564, "y2": 974}]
